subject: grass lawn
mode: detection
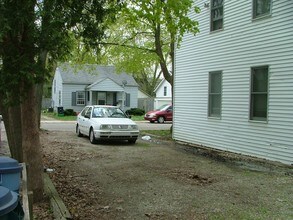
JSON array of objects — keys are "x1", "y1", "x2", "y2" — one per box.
[
  {"x1": 42, "y1": 112, "x2": 77, "y2": 121},
  {"x1": 141, "y1": 130, "x2": 172, "y2": 140},
  {"x1": 129, "y1": 115, "x2": 144, "y2": 121}
]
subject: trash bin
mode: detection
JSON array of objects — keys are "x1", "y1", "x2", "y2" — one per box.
[
  {"x1": 0, "y1": 157, "x2": 22, "y2": 192},
  {"x1": 57, "y1": 107, "x2": 64, "y2": 116},
  {"x1": 0, "y1": 186, "x2": 19, "y2": 219}
]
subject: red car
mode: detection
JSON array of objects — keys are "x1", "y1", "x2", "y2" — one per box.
[{"x1": 144, "y1": 104, "x2": 173, "y2": 123}]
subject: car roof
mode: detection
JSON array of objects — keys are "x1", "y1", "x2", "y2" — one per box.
[{"x1": 86, "y1": 105, "x2": 118, "y2": 108}]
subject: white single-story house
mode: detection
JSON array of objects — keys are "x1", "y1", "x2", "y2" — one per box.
[
  {"x1": 154, "y1": 78, "x2": 172, "y2": 109},
  {"x1": 52, "y1": 64, "x2": 138, "y2": 113},
  {"x1": 174, "y1": 0, "x2": 293, "y2": 164}
]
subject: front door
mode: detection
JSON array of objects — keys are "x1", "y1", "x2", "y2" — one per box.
[{"x1": 97, "y1": 92, "x2": 106, "y2": 105}]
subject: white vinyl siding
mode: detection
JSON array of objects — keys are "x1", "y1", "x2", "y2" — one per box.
[
  {"x1": 174, "y1": 0, "x2": 293, "y2": 164},
  {"x1": 89, "y1": 78, "x2": 124, "y2": 92},
  {"x1": 154, "y1": 79, "x2": 172, "y2": 109},
  {"x1": 124, "y1": 86, "x2": 138, "y2": 109},
  {"x1": 63, "y1": 84, "x2": 88, "y2": 112}
]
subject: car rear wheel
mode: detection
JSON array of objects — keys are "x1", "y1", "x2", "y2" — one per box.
[
  {"x1": 89, "y1": 128, "x2": 97, "y2": 144},
  {"x1": 76, "y1": 125, "x2": 83, "y2": 137},
  {"x1": 128, "y1": 138, "x2": 137, "y2": 144},
  {"x1": 157, "y1": 116, "x2": 165, "y2": 123}
]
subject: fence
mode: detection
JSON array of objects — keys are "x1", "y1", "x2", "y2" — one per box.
[{"x1": 138, "y1": 98, "x2": 154, "y2": 113}]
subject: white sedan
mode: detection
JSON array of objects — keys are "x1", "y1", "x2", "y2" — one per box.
[{"x1": 76, "y1": 105, "x2": 139, "y2": 144}]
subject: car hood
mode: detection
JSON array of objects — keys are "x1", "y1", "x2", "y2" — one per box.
[
  {"x1": 146, "y1": 110, "x2": 161, "y2": 115},
  {"x1": 91, "y1": 118, "x2": 137, "y2": 125}
]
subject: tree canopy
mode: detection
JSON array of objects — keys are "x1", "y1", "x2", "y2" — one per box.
[
  {"x1": 105, "y1": 0, "x2": 200, "y2": 87},
  {"x1": 0, "y1": 0, "x2": 115, "y2": 202}
]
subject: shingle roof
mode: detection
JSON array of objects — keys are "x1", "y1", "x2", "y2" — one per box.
[{"x1": 57, "y1": 64, "x2": 138, "y2": 86}]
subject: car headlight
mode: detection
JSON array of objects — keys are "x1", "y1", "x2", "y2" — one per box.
[
  {"x1": 129, "y1": 125, "x2": 138, "y2": 130},
  {"x1": 100, "y1": 124, "x2": 111, "y2": 130},
  {"x1": 149, "y1": 113, "x2": 156, "y2": 117}
]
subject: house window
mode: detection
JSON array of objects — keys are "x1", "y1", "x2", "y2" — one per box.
[
  {"x1": 164, "y1": 86, "x2": 167, "y2": 96},
  {"x1": 253, "y1": 0, "x2": 271, "y2": 18},
  {"x1": 250, "y1": 66, "x2": 268, "y2": 121},
  {"x1": 208, "y1": 71, "x2": 222, "y2": 117},
  {"x1": 97, "y1": 92, "x2": 106, "y2": 105},
  {"x1": 210, "y1": 0, "x2": 224, "y2": 31},
  {"x1": 76, "y1": 91, "x2": 85, "y2": 105}
]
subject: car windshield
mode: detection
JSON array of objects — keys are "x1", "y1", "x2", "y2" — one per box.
[
  {"x1": 156, "y1": 104, "x2": 170, "y2": 111},
  {"x1": 92, "y1": 107, "x2": 127, "y2": 118}
]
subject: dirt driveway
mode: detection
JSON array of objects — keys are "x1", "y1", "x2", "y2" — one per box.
[{"x1": 42, "y1": 130, "x2": 293, "y2": 220}]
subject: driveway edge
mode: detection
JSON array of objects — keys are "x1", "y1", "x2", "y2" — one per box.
[{"x1": 44, "y1": 173, "x2": 72, "y2": 220}]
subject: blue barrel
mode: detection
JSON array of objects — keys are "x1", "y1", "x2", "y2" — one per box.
[
  {"x1": 0, "y1": 186, "x2": 18, "y2": 219},
  {"x1": 0, "y1": 157, "x2": 22, "y2": 192}
]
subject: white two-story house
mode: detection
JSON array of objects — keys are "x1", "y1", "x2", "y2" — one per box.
[
  {"x1": 174, "y1": 0, "x2": 293, "y2": 164},
  {"x1": 154, "y1": 79, "x2": 172, "y2": 109}
]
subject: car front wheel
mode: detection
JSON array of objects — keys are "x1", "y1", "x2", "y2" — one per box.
[
  {"x1": 89, "y1": 128, "x2": 97, "y2": 144},
  {"x1": 157, "y1": 116, "x2": 165, "y2": 123}
]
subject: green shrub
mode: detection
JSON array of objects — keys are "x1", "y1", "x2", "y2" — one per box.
[
  {"x1": 64, "y1": 109, "x2": 76, "y2": 116},
  {"x1": 125, "y1": 108, "x2": 145, "y2": 116}
]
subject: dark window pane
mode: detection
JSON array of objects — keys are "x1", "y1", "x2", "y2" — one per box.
[
  {"x1": 210, "y1": 95, "x2": 221, "y2": 116},
  {"x1": 209, "y1": 71, "x2": 222, "y2": 117},
  {"x1": 252, "y1": 67, "x2": 268, "y2": 92},
  {"x1": 211, "y1": 0, "x2": 223, "y2": 31},
  {"x1": 252, "y1": 94, "x2": 267, "y2": 119},
  {"x1": 212, "y1": 0, "x2": 223, "y2": 7},
  {"x1": 254, "y1": 0, "x2": 271, "y2": 17},
  {"x1": 212, "y1": 8, "x2": 223, "y2": 20},
  {"x1": 212, "y1": 20, "x2": 223, "y2": 31},
  {"x1": 210, "y1": 72, "x2": 222, "y2": 93},
  {"x1": 250, "y1": 66, "x2": 268, "y2": 121}
]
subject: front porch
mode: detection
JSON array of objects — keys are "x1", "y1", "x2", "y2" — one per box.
[{"x1": 86, "y1": 91, "x2": 129, "y2": 110}]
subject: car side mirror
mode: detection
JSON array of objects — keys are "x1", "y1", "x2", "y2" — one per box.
[{"x1": 85, "y1": 115, "x2": 90, "y2": 119}]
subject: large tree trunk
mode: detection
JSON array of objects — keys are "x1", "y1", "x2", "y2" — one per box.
[
  {"x1": 2, "y1": 106, "x2": 23, "y2": 161},
  {"x1": 0, "y1": 93, "x2": 23, "y2": 161},
  {"x1": 21, "y1": 84, "x2": 44, "y2": 202},
  {"x1": 154, "y1": 24, "x2": 173, "y2": 86}
]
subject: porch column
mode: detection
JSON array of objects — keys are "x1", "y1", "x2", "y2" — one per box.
[{"x1": 90, "y1": 91, "x2": 93, "y2": 105}]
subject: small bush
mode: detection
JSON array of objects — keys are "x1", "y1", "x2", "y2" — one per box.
[
  {"x1": 64, "y1": 109, "x2": 76, "y2": 116},
  {"x1": 126, "y1": 108, "x2": 145, "y2": 116}
]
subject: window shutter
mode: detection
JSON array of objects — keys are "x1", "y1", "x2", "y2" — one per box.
[
  {"x1": 126, "y1": 93, "x2": 130, "y2": 107},
  {"x1": 72, "y1": 92, "x2": 76, "y2": 106}
]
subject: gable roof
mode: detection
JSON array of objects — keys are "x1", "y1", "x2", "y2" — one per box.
[
  {"x1": 57, "y1": 63, "x2": 138, "y2": 87},
  {"x1": 154, "y1": 78, "x2": 170, "y2": 92}
]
